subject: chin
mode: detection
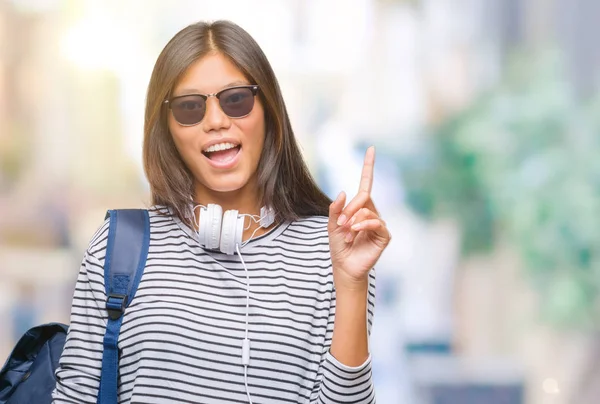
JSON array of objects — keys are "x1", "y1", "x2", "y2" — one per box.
[{"x1": 198, "y1": 176, "x2": 252, "y2": 194}]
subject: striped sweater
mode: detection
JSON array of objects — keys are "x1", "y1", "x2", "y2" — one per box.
[{"x1": 52, "y1": 206, "x2": 376, "y2": 403}]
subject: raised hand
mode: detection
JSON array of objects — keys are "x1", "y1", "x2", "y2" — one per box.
[{"x1": 328, "y1": 146, "x2": 391, "y2": 289}]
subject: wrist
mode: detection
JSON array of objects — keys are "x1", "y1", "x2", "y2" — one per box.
[{"x1": 333, "y1": 268, "x2": 369, "y2": 293}]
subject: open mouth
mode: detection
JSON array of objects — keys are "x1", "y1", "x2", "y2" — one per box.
[{"x1": 202, "y1": 142, "x2": 241, "y2": 163}]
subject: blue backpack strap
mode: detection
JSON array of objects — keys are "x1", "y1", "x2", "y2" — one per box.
[{"x1": 98, "y1": 209, "x2": 150, "y2": 404}]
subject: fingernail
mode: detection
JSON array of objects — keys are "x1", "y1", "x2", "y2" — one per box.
[
  {"x1": 337, "y1": 214, "x2": 347, "y2": 226},
  {"x1": 349, "y1": 216, "x2": 356, "y2": 226},
  {"x1": 351, "y1": 223, "x2": 361, "y2": 231},
  {"x1": 345, "y1": 232, "x2": 352, "y2": 243},
  {"x1": 336, "y1": 191, "x2": 344, "y2": 202}
]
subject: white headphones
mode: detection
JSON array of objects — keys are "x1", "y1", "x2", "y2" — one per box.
[{"x1": 195, "y1": 204, "x2": 276, "y2": 255}]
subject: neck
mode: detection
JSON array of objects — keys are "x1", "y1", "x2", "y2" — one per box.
[{"x1": 195, "y1": 192, "x2": 261, "y2": 216}]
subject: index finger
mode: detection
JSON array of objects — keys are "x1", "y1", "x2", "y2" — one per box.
[{"x1": 359, "y1": 146, "x2": 376, "y2": 194}]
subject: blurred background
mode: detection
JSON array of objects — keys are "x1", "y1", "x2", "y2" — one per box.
[{"x1": 1, "y1": 0, "x2": 600, "y2": 403}]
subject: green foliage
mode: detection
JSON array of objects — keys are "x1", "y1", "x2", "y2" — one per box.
[{"x1": 401, "y1": 50, "x2": 600, "y2": 329}]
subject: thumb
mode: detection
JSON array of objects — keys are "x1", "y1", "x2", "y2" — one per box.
[{"x1": 328, "y1": 191, "x2": 346, "y2": 233}]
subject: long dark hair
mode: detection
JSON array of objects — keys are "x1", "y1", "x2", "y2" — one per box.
[{"x1": 143, "y1": 20, "x2": 332, "y2": 227}]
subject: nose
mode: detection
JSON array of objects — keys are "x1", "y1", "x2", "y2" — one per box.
[{"x1": 201, "y1": 96, "x2": 231, "y2": 133}]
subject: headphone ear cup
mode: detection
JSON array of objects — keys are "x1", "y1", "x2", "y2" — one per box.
[
  {"x1": 220, "y1": 210, "x2": 235, "y2": 255},
  {"x1": 234, "y1": 215, "x2": 244, "y2": 249},
  {"x1": 205, "y1": 204, "x2": 222, "y2": 250},
  {"x1": 220, "y1": 210, "x2": 245, "y2": 255},
  {"x1": 197, "y1": 205, "x2": 208, "y2": 247},
  {"x1": 260, "y1": 206, "x2": 275, "y2": 228}
]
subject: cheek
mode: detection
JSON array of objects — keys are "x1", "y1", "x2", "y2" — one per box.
[
  {"x1": 167, "y1": 113, "x2": 178, "y2": 134},
  {"x1": 243, "y1": 122, "x2": 265, "y2": 159},
  {"x1": 168, "y1": 120, "x2": 192, "y2": 151},
  {"x1": 169, "y1": 130, "x2": 184, "y2": 155},
  {"x1": 167, "y1": 119, "x2": 180, "y2": 145},
  {"x1": 169, "y1": 132, "x2": 198, "y2": 171},
  {"x1": 243, "y1": 108, "x2": 266, "y2": 149}
]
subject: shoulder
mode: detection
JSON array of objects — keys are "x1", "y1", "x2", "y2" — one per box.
[
  {"x1": 148, "y1": 205, "x2": 177, "y2": 225},
  {"x1": 86, "y1": 216, "x2": 111, "y2": 258},
  {"x1": 277, "y1": 215, "x2": 330, "y2": 250},
  {"x1": 285, "y1": 215, "x2": 329, "y2": 235},
  {"x1": 86, "y1": 206, "x2": 175, "y2": 256},
  {"x1": 290, "y1": 215, "x2": 329, "y2": 227}
]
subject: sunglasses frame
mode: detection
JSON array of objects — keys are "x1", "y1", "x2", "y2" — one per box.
[{"x1": 164, "y1": 85, "x2": 260, "y2": 126}]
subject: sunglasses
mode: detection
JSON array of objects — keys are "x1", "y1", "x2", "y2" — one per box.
[{"x1": 164, "y1": 85, "x2": 260, "y2": 126}]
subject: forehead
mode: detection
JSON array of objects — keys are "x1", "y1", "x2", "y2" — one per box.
[{"x1": 174, "y1": 53, "x2": 249, "y2": 95}]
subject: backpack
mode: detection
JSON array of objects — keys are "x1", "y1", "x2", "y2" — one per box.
[{"x1": 0, "y1": 209, "x2": 150, "y2": 404}]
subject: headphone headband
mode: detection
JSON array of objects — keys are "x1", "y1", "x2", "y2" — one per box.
[{"x1": 194, "y1": 204, "x2": 275, "y2": 255}]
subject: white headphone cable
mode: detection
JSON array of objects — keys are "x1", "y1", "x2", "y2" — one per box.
[{"x1": 236, "y1": 243, "x2": 253, "y2": 404}]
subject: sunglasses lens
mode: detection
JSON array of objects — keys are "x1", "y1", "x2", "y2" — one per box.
[
  {"x1": 171, "y1": 95, "x2": 206, "y2": 125},
  {"x1": 219, "y1": 87, "x2": 255, "y2": 118}
]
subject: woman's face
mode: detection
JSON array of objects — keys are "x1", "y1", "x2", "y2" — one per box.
[{"x1": 168, "y1": 52, "x2": 266, "y2": 199}]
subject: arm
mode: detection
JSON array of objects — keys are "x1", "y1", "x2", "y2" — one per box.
[
  {"x1": 330, "y1": 275, "x2": 370, "y2": 367},
  {"x1": 314, "y1": 146, "x2": 390, "y2": 403},
  {"x1": 314, "y1": 269, "x2": 376, "y2": 404},
  {"x1": 52, "y1": 224, "x2": 109, "y2": 403}
]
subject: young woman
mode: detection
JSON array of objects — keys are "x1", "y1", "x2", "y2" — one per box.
[{"x1": 52, "y1": 20, "x2": 390, "y2": 403}]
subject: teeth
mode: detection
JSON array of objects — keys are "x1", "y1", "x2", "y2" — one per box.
[{"x1": 204, "y1": 142, "x2": 238, "y2": 153}]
